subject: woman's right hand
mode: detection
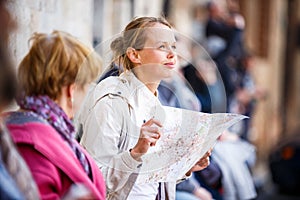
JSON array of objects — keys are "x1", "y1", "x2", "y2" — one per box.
[{"x1": 130, "y1": 118, "x2": 162, "y2": 161}]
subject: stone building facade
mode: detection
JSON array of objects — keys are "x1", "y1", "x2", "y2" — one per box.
[{"x1": 7, "y1": 0, "x2": 94, "y2": 66}]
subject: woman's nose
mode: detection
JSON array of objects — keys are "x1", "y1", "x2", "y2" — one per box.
[{"x1": 167, "y1": 47, "x2": 176, "y2": 59}]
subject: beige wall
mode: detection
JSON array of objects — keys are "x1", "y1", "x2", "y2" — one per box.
[
  {"x1": 98, "y1": 0, "x2": 164, "y2": 43},
  {"x1": 285, "y1": 0, "x2": 300, "y2": 135},
  {"x1": 242, "y1": 0, "x2": 287, "y2": 159},
  {"x1": 7, "y1": 0, "x2": 94, "y2": 68}
]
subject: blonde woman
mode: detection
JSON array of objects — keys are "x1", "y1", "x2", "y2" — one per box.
[
  {"x1": 79, "y1": 17, "x2": 211, "y2": 200},
  {"x1": 5, "y1": 31, "x2": 106, "y2": 199}
]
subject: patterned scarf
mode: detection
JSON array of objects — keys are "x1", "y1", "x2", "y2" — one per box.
[{"x1": 17, "y1": 95, "x2": 91, "y2": 177}]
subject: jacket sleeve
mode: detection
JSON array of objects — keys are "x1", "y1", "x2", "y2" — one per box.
[{"x1": 79, "y1": 94, "x2": 142, "y2": 197}]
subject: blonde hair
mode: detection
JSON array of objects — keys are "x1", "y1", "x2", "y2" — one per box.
[
  {"x1": 18, "y1": 30, "x2": 102, "y2": 100},
  {"x1": 110, "y1": 16, "x2": 172, "y2": 71}
]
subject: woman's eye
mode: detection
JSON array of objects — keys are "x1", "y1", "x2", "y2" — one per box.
[
  {"x1": 158, "y1": 45, "x2": 166, "y2": 49},
  {"x1": 171, "y1": 45, "x2": 177, "y2": 50}
]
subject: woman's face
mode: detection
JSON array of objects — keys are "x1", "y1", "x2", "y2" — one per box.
[{"x1": 134, "y1": 23, "x2": 177, "y2": 84}]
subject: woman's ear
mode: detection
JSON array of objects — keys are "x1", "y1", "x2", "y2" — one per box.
[
  {"x1": 126, "y1": 47, "x2": 141, "y2": 64},
  {"x1": 57, "y1": 84, "x2": 75, "y2": 119},
  {"x1": 67, "y1": 83, "x2": 75, "y2": 103}
]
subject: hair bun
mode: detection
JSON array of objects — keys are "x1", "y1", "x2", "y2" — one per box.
[{"x1": 110, "y1": 36, "x2": 125, "y2": 56}]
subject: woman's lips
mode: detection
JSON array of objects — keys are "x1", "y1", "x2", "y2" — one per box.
[{"x1": 164, "y1": 62, "x2": 175, "y2": 68}]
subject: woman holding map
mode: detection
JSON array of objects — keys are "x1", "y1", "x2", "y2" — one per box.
[{"x1": 78, "y1": 16, "x2": 211, "y2": 200}]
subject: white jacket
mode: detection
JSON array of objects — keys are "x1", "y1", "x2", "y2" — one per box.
[{"x1": 78, "y1": 72, "x2": 177, "y2": 200}]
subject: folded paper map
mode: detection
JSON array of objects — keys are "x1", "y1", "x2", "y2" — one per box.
[{"x1": 136, "y1": 106, "x2": 247, "y2": 184}]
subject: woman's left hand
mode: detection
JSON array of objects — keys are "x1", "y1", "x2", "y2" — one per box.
[{"x1": 186, "y1": 149, "x2": 212, "y2": 176}]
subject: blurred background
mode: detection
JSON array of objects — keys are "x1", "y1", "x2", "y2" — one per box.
[{"x1": 5, "y1": 0, "x2": 300, "y2": 199}]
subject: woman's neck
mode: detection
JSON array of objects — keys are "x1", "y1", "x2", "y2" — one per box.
[
  {"x1": 145, "y1": 83, "x2": 159, "y2": 96},
  {"x1": 132, "y1": 69, "x2": 160, "y2": 96}
]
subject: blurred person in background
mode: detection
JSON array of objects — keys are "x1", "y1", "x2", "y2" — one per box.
[
  {"x1": 229, "y1": 52, "x2": 266, "y2": 141},
  {"x1": 205, "y1": 0, "x2": 246, "y2": 109},
  {"x1": 182, "y1": 52, "x2": 226, "y2": 113},
  {"x1": 212, "y1": 129, "x2": 257, "y2": 200},
  {"x1": 0, "y1": 0, "x2": 40, "y2": 199},
  {"x1": 4, "y1": 30, "x2": 106, "y2": 199}
]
